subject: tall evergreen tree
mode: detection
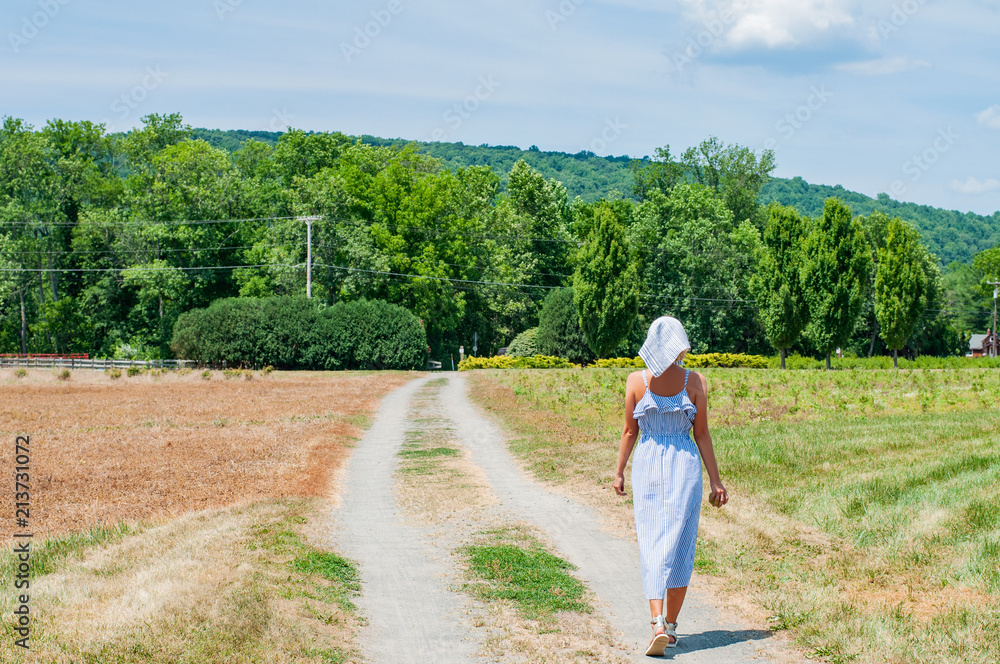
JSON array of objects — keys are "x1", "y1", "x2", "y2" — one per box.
[
  {"x1": 536, "y1": 287, "x2": 593, "y2": 363},
  {"x1": 573, "y1": 207, "x2": 638, "y2": 358},
  {"x1": 875, "y1": 217, "x2": 928, "y2": 367},
  {"x1": 801, "y1": 198, "x2": 872, "y2": 369},
  {"x1": 749, "y1": 204, "x2": 809, "y2": 369}
]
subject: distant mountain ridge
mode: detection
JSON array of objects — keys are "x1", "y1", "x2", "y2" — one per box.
[{"x1": 192, "y1": 128, "x2": 1000, "y2": 265}]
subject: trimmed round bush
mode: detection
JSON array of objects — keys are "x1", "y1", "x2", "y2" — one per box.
[
  {"x1": 506, "y1": 328, "x2": 539, "y2": 357},
  {"x1": 311, "y1": 299, "x2": 428, "y2": 370}
]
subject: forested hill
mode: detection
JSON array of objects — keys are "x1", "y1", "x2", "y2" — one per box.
[
  {"x1": 193, "y1": 128, "x2": 1000, "y2": 265},
  {"x1": 759, "y1": 178, "x2": 1000, "y2": 266}
]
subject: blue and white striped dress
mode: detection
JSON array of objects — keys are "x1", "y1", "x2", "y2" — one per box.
[{"x1": 631, "y1": 369, "x2": 702, "y2": 599}]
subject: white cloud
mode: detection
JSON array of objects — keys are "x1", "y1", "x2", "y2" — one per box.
[
  {"x1": 950, "y1": 176, "x2": 1000, "y2": 195},
  {"x1": 976, "y1": 105, "x2": 1000, "y2": 129},
  {"x1": 835, "y1": 56, "x2": 930, "y2": 75},
  {"x1": 679, "y1": 0, "x2": 863, "y2": 51}
]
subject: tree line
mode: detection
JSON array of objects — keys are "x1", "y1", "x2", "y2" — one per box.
[
  {"x1": 195, "y1": 128, "x2": 1000, "y2": 268},
  {"x1": 1, "y1": 113, "x2": 998, "y2": 364}
]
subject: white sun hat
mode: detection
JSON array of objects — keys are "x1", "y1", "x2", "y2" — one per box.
[{"x1": 638, "y1": 316, "x2": 691, "y2": 377}]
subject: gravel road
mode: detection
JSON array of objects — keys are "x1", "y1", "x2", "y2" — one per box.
[{"x1": 333, "y1": 374, "x2": 804, "y2": 663}]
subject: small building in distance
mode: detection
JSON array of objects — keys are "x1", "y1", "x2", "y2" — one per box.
[{"x1": 969, "y1": 329, "x2": 998, "y2": 358}]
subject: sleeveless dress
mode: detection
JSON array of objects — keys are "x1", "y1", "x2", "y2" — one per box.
[{"x1": 631, "y1": 369, "x2": 702, "y2": 599}]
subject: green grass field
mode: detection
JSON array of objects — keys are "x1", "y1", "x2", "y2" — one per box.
[{"x1": 469, "y1": 368, "x2": 1000, "y2": 664}]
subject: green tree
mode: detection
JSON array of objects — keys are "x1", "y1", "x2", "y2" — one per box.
[
  {"x1": 801, "y1": 198, "x2": 872, "y2": 369},
  {"x1": 941, "y1": 261, "x2": 990, "y2": 334},
  {"x1": 118, "y1": 113, "x2": 192, "y2": 167},
  {"x1": 973, "y1": 246, "x2": 1000, "y2": 282},
  {"x1": 273, "y1": 129, "x2": 353, "y2": 183},
  {"x1": 749, "y1": 204, "x2": 809, "y2": 368},
  {"x1": 506, "y1": 159, "x2": 571, "y2": 288},
  {"x1": 630, "y1": 184, "x2": 765, "y2": 354},
  {"x1": 681, "y1": 137, "x2": 776, "y2": 227},
  {"x1": 573, "y1": 207, "x2": 638, "y2": 358},
  {"x1": 973, "y1": 245, "x2": 1000, "y2": 342},
  {"x1": 629, "y1": 146, "x2": 683, "y2": 201},
  {"x1": 875, "y1": 218, "x2": 929, "y2": 367},
  {"x1": 122, "y1": 260, "x2": 189, "y2": 351},
  {"x1": 536, "y1": 287, "x2": 593, "y2": 363}
]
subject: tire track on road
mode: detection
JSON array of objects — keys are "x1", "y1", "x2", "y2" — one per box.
[{"x1": 332, "y1": 376, "x2": 478, "y2": 664}]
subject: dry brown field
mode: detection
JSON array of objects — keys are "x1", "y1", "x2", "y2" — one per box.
[{"x1": 1, "y1": 368, "x2": 411, "y2": 541}]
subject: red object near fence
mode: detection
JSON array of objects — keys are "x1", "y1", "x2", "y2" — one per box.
[{"x1": 0, "y1": 353, "x2": 89, "y2": 359}]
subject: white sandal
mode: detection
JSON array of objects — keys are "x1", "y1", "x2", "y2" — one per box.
[
  {"x1": 664, "y1": 620, "x2": 678, "y2": 648},
  {"x1": 644, "y1": 616, "x2": 673, "y2": 656}
]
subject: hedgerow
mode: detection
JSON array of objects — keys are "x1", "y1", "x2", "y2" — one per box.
[
  {"x1": 458, "y1": 355, "x2": 578, "y2": 371},
  {"x1": 592, "y1": 354, "x2": 769, "y2": 369},
  {"x1": 171, "y1": 296, "x2": 426, "y2": 370},
  {"x1": 591, "y1": 357, "x2": 645, "y2": 368},
  {"x1": 683, "y1": 353, "x2": 770, "y2": 369}
]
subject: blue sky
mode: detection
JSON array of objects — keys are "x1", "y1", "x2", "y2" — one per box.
[{"x1": 2, "y1": 0, "x2": 998, "y2": 215}]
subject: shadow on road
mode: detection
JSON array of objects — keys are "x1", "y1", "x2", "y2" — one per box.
[{"x1": 657, "y1": 629, "x2": 774, "y2": 659}]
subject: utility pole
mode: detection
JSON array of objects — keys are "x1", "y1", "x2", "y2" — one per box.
[
  {"x1": 298, "y1": 216, "x2": 322, "y2": 298},
  {"x1": 989, "y1": 280, "x2": 1000, "y2": 358}
]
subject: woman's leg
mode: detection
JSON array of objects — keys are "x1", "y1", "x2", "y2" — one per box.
[
  {"x1": 648, "y1": 588, "x2": 688, "y2": 646},
  {"x1": 649, "y1": 599, "x2": 665, "y2": 640},
  {"x1": 665, "y1": 587, "x2": 688, "y2": 623},
  {"x1": 649, "y1": 599, "x2": 664, "y2": 622}
]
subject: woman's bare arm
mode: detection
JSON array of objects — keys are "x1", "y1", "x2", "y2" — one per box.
[
  {"x1": 689, "y1": 371, "x2": 728, "y2": 508},
  {"x1": 613, "y1": 371, "x2": 642, "y2": 497}
]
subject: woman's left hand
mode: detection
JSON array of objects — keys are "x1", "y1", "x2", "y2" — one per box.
[
  {"x1": 613, "y1": 473, "x2": 627, "y2": 497},
  {"x1": 708, "y1": 481, "x2": 728, "y2": 508}
]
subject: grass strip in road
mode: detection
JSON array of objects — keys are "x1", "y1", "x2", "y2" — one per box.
[
  {"x1": 460, "y1": 527, "x2": 591, "y2": 621},
  {"x1": 469, "y1": 368, "x2": 1000, "y2": 664},
  {"x1": 394, "y1": 378, "x2": 497, "y2": 522}
]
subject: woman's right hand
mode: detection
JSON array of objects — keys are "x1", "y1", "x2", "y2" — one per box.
[
  {"x1": 708, "y1": 480, "x2": 728, "y2": 508},
  {"x1": 613, "y1": 472, "x2": 627, "y2": 496}
]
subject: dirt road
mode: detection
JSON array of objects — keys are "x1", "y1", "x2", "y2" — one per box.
[{"x1": 333, "y1": 374, "x2": 803, "y2": 663}]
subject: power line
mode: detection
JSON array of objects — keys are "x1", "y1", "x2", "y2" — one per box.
[
  {"x1": 0, "y1": 263, "x2": 290, "y2": 274},
  {"x1": 0, "y1": 215, "x2": 298, "y2": 228},
  {"x1": 0, "y1": 243, "x2": 295, "y2": 257},
  {"x1": 313, "y1": 243, "x2": 575, "y2": 280},
  {"x1": 311, "y1": 262, "x2": 561, "y2": 291}
]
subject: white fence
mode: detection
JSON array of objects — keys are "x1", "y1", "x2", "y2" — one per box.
[{"x1": 0, "y1": 357, "x2": 196, "y2": 371}]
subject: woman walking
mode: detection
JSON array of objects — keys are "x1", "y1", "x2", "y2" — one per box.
[{"x1": 613, "y1": 316, "x2": 728, "y2": 656}]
